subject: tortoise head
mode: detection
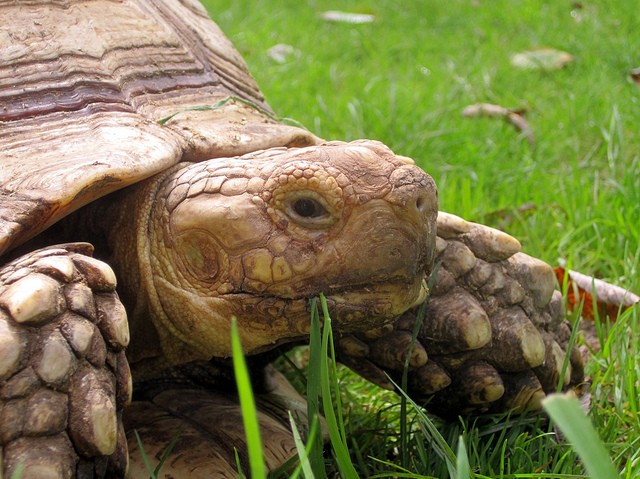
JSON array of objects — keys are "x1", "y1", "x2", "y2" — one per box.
[{"x1": 119, "y1": 140, "x2": 437, "y2": 365}]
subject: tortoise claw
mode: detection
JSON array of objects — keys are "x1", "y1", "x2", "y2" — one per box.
[
  {"x1": 368, "y1": 331, "x2": 428, "y2": 370},
  {"x1": 476, "y1": 307, "x2": 546, "y2": 371},
  {"x1": 497, "y1": 370, "x2": 546, "y2": 413},
  {"x1": 452, "y1": 361, "x2": 505, "y2": 405},
  {"x1": 408, "y1": 361, "x2": 452, "y2": 395},
  {"x1": 337, "y1": 330, "x2": 429, "y2": 390},
  {"x1": 421, "y1": 288, "x2": 492, "y2": 353}
]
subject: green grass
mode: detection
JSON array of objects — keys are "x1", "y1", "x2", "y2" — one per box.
[
  {"x1": 208, "y1": 0, "x2": 639, "y2": 278},
  {"x1": 201, "y1": 0, "x2": 640, "y2": 477},
  {"x1": 235, "y1": 299, "x2": 637, "y2": 478}
]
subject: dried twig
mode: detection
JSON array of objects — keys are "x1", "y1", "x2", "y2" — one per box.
[{"x1": 462, "y1": 103, "x2": 535, "y2": 146}]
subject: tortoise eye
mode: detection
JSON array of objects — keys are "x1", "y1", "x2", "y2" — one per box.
[
  {"x1": 293, "y1": 198, "x2": 327, "y2": 218},
  {"x1": 283, "y1": 192, "x2": 337, "y2": 229}
]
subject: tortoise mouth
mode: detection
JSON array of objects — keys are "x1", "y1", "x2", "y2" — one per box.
[
  {"x1": 321, "y1": 277, "x2": 428, "y2": 332},
  {"x1": 224, "y1": 277, "x2": 428, "y2": 357},
  {"x1": 232, "y1": 275, "x2": 428, "y2": 335}
]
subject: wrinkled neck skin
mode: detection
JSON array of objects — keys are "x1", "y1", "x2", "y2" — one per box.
[{"x1": 105, "y1": 140, "x2": 437, "y2": 377}]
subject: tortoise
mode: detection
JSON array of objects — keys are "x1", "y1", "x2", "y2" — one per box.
[{"x1": 0, "y1": 0, "x2": 583, "y2": 477}]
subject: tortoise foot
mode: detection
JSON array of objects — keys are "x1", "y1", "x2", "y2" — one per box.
[
  {"x1": 338, "y1": 213, "x2": 584, "y2": 417},
  {"x1": 126, "y1": 364, "x2": 308, "y2": 478},
  {"x1": 0, "y1": 244, "x2": 131, "y2": 478}
]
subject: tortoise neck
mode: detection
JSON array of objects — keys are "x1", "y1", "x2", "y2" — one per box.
[
  {"x1": 98, "y1": 173, "x2": 170, "y2": 371},
  {"x1": 103, "y1": 164, "x2": 219, "y2": 375}
]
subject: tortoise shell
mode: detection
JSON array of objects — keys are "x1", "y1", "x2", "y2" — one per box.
[{"x1": 0, "y1": 0, "x2": 317, "y2": 257}]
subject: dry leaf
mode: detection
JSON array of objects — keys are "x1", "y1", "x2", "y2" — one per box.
[
  {"x1": 320, "y1": 11, "x2": 375, "y2": 24},
  {"x1": 630, "y1": 67, "x2": 640, "y2": 85},
  {"x1": 555, "y1": 267, "x2": 639, "y2": 321},
  {"x1": 267, "y1": 44, "x2": 298, "y2": 64},
  {"x1": 511, "y1": 48, "x2": 574, "y2": 71},
  {"x1": 462, "y1": 103, "x2": 534, "y2": 145}
]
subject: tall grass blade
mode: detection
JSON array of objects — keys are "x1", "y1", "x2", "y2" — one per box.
[
  {"x1": 153, "y1": 431, "x2": 182, "y2": 477},
  {"x1": 455, "y1": 436, "x2": 471, "y2": 479},
  {"x1": 400, "y1": 269, "x2": 435, "y2": 468},
  {"x1": 319, "y1": 295, "x2": 349, "y2": 441},
  {"x1": 231, "y1": 317, "x2": 266, "y2": 479},
  {"x1": 390, "y1": 377, "x2": 458, "y2": 478},
  {"x1": 134, "y1": 430, "x2": 157, "y2": 479},
  {"x1": 543, "y1": 394, "x2": 620, "y2": 479},
  {"x1": 234, "y1": 449, "x2": 246, "y2": 479},
  {"x1": 400, "y1": 299, "x2": 429, "y2": 467},
  {"x1": 8, "y1": 463, "x2": 24, "y2": 479},
  {"x1": 306, "y1": 298, "x2": 327, "y2": 477},
  {"x1": 319, "y1": 294, "x2": 359, "y2": 479},
  {"x1": 288, "y1": 411, "x2": 316, "y2": 479}
]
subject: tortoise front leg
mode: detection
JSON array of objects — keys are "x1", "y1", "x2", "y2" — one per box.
[
  {"x1": 0, "y1": 244, "x2": 131, "y2": 478},
  {"x1": 337, "y1": 213, "x2": 584, "y2": 417}
]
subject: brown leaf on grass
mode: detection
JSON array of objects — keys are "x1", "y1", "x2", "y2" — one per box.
[
  {"x1": 555, "y1": 267, "x2": 640, "y2": 321},
  {"x1": 320, "y1": 11, "x2": 375, "y2": 24},
  {"x1": 462, "y1": 103, "x2": 535, "y2": 145},
  {"x1": 630, "y1": 67, "x2": 640, "y2": 85},
  {"x1": 511, "y1": 48, "x2": 574, "y2": 71},
  {"x1": 267, "y1": 44, "x2": 298, "y2": 64}
]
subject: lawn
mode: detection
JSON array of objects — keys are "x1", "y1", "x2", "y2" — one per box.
[{"x1": 203, "y1": 1, "x2": 639, "y2": 477}]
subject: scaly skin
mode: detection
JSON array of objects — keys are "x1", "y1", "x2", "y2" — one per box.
[
  {"x1": 1, "y1": 140, "x2": 436, "y2": 477},
  {"x1": 0, "y1": 244, "x2": 130, "y2": 477},
  {"x1": 0, "y1": 140, "x2": 584, "y2": 477},
  {"x1": 337, "y1": 213, "x2": 584, "y2": 416},
  {"x1": 98, "y1": 140, "x2": 436, "y2": 375}
]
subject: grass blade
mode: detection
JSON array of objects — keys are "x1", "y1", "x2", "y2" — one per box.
[
  {"x1": 400, "y1": 268, "x2": 435, "y2": 468},
  {"x1": 319, "y1": 294, "x2": 359, "y2": 479},
  {"x1": 400, "y1": 298, "x2": 429, "y2": 467},
  {"x1": 134, "y1": 430, "x2": 157, "y2": 479},
  {"x1": 455, "y1": 435, "x2": 471, "y2": 479},
  {"x1": 319, "y1": 295, "x2": 349, "y2": 443},
  {"x1": 306, "y1": 298, "x2": 327, "y2": 477},
  {"x1": 289, "y1": 411, "x2": 316, "y2": 479},
  {"x1": 231, "y1": 317, "x2": 266, "y2": 479},
  {"x1": 543, "y1": 394, "x2": 620, "y2": 479},
  {"x1": 7, "y1": 463, "x2": 25, "y2": 479},
  {"x1": 234, "y1": 449, "x2": 246, "y2": 479},
  {"x1": 153, "y1": 431, "x2": 182, "y2": 477},
  {"x1": 389, "y1": 376, "x2": 458, "y2": 478}
]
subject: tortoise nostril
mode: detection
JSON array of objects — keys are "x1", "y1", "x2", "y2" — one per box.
[{"x1": 415, "y1": 195, "x2": 429, "y2": 215}]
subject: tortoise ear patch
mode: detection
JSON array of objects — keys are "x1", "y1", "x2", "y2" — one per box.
[{"x1": 175, "y1": 231, "x2": 221, "y2": 284}]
